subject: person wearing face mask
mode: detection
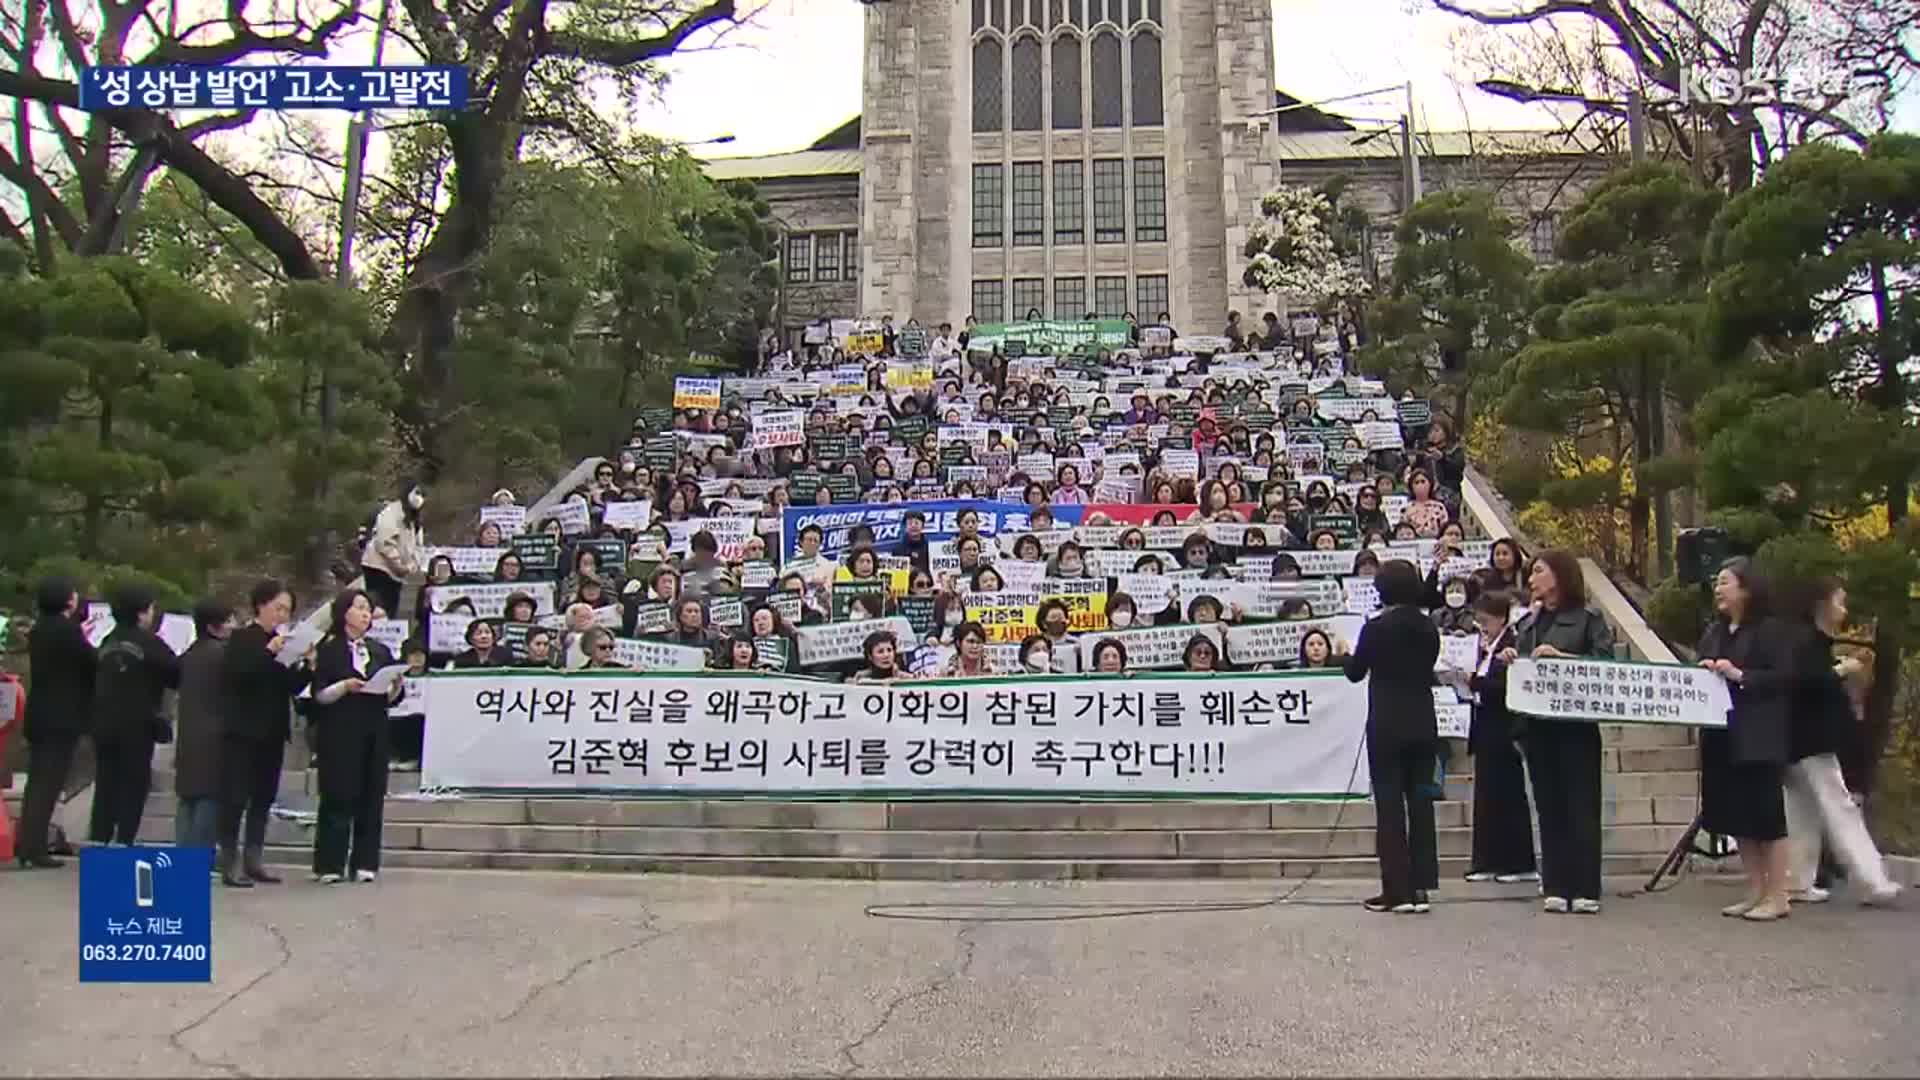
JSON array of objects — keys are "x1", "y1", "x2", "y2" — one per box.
[
  {"x1": 1034, "y1": 600, "x2": 1081, "y2": 671},
  {"x1": 1432, "y1": 576, "x2": 1477, "y2": 635},
  {"x1": 360, "y1": 482, "x2": 427, "y2": 618},
  {"x1": 1050, "y1": 542, "x2": 1089, "y2": 579},
  {"x1": 1105, "y1": 593, "x2": 1139, "y2": 632},
  {"x1": 1018, "y1": 634, "x2": 1057, "y2": 675}
]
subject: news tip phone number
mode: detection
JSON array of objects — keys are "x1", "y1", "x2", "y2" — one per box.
[{"x1": 81, "y1": 943, "x2": 210, "y2": 963}]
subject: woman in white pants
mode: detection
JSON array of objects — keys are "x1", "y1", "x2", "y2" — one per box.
[{"x1": 1782, "y1": 577, "x2": 1900, "y2": 907}]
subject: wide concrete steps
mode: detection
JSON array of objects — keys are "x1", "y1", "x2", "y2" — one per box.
[{"x1": 95, "y1": 787, "x2": 1698, "y2": 881}]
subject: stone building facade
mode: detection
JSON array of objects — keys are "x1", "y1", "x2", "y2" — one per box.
[{"x1": 704, "y1": 0, "x2": 1611, "y2": 338}]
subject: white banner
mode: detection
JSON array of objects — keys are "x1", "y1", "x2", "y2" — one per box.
[
  {"x1": 1223, "y1": 615, "x2": 1365, "y2": 665},
  {"x1": 793, "y1": 616, "x2": 918, "y2": 666},
  {"x1": 480, "y1": 504, "x2": 526, "y2": 535},
  {"x1": 421, "y1": 669, "x2": 1370, "y2": 796},
  {"x1": 602, "y1": 500, "x2": 653, "y2": 531},
  {"x1": 609, "y1": 638, "x2": 710, "y2": 671},
  {"x1": 1507, "y1": 658, "x2": 1730, "y2": 726},
  {"x1": 749, "y1": 409, "x2": 806, "y2": 449},
  {"x1": 425, "y1": 582, "x2": 557, "y2": 620},
  {"x1": 427, "y1": 546, "x2": 506, "y2": 577}
]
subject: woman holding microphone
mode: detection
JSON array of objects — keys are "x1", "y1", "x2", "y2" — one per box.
[{"x1": 1500, "y1": 551, "x2": 1614, "y2": 915}]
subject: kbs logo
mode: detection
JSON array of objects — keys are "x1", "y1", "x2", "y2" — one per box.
[{"x1": 1677, "y1": 64, "x2": 1869, "y2": 107}]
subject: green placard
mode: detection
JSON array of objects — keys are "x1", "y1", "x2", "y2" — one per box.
[
  {"x1": 809, "y1": 432, "x2": 853, "y2": 463},
  {"x1": 1004, "y1": 339, "x2": 1028, "y2": 358},
  {"x1": 643, "y1": 434, "x2": 678, "y2": 470},
  {"x1": 1308, "y1": 513, "x2": 1359, "y2": 546},
  {"x1": 753, "y1": 635, "x2": 791, "y2": 670},
  {"x1": 897, "y1": 595, "x2": 937, "y2": 638},
  {"x1": 498, "y1": 621, "x2": 534, "y2": 660},
  {"x1": 826, "y1": 472, "x2": 861, "y2": 503},
  {"x1": 832, "y1": 578, "x2": 891, "y2": 621},
  {"x1": 631, "y1": 601, "x2": 671, "y2": 635},
  {"x1": 893, "y1": 414, "x2": 929, "y2": 444},
  {"x1": 940, "y1": 443, "x2": 972, "y2": 466},
  {"x1": 1399, "y1": 399, "x2": 1433, "y2": 428},
  {"x1": 510, "y1": 532, "x2": 561, "y2": 575},
  {"x1": 897, "y1": 327, "x2": 929, "y2": 358},
  {"x1": 790, "y1": 469, "x2": 823, "y2": 503}
]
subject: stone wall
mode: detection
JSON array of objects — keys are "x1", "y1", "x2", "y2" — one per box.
[
  {"x1": 860, "y1": 0, "x2": 921, "y2": 320},
  {"x1": 760, "y1": 174, "x2": 861, "y2": 331}
]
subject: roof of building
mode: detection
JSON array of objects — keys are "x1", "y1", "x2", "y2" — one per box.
[{"x1": 703, "y1": 148, "x2": 865, "y2": 181}]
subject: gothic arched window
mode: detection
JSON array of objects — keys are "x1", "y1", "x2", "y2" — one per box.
[
  {"x1": 973, "y1": 36, "x2": 1004, "y2": 133},
  {"x1": 1010, "y1": 35, "x2": 1043, "y2": 130},
  {"x1": 1051, "y1": 33, "x2": 1082, "y2": 129},
  {"x1": 1129, "y1": 31, "x2": 1162, "y2": 127},
  {"x1": 1090, "y1": 31, "x2": 1122, "y2": 128}
]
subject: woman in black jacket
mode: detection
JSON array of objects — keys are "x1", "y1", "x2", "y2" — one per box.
[
  {"x1": 1500, "y1": 550, "x2": 1614, "y2": 915},
  {"x1": 17, "y1": 577, "x2": 94, "y2": 868},
  {"x1": 1463, "y1": 590, "x2": 1536, "y2": 883},
  {"x1": 219, "y1": 579, "x2": 313, "y2": 888},
  {"x1": 1775, "y1": 576, "x2": 1901, "y2": 906},
  {"x1": 1696, "y1": 558, "x2": 1797, "y2": 921},
  {"x1": 89, "y1": 585, "x2": 183, "y2": 847},
  {"x1": 310, "y1": 589, "x2": 404, "y2": 883},
  {"x1": 1341, "y1": 559, "x2": 1442, "y2": 914}
]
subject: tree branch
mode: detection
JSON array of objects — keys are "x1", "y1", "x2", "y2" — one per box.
[
  {"x1": 136, "y1": 2, "x2": 364, "y2": 66},
  {"x1": 0, "y1": 66, "x2": 323, "y2": 278},
  {"x1": 545, "y1": 0, "x2": 737, "y2": 66}
]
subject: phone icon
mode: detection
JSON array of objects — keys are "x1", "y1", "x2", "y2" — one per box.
[{"x1": 134, "y1": 860, "x2": 155, "y2": 908}]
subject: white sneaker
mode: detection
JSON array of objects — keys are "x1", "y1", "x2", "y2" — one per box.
[
  {"x1": 316, "y1": 873, "x2": 344, "y2": 885},
  {"x1": 1862, "y1": 883, "x2": 1902, "y2": 907},
  {"x1": 354, "y1": 870, "x2": 377, "y2": 883},
  {"x1": 1543, "y1": 896, "x2": 1570, "y2": 914},
  {"x1": 1496, "y1": 871, "x2": 1541, "y2": 884},
  {"x1": 1570, "y1": 898, "x2": 1602, "y2": 915},
  {"x1": 1464, "y1": 871, "x2": 1497, "y2": 882},
  {"x1": 1789, "y1": 886, "x2": 1831, "y2": 904}
]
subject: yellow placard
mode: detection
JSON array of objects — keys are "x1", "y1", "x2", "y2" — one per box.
[
  {"x1": 969, "y1": 603, "x2": 1039, "y2": 644},
  {"x1": 885, "y1": 363, "x2": 934, "y2": 391},
  {"x1": 846, "y1": 333, "x2": 886, "y2": 356}
]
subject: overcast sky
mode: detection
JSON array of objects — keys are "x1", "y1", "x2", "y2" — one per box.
[{"x1": 628, "y1": 0, "x2": 1917, "y2": 157}]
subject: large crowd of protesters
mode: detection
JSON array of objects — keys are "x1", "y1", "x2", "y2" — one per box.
[{"x1": 4, "y1": 310, "x2": 1901, "y2": 920}]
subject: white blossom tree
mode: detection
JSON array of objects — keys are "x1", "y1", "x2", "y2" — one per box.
[{"x1": 1242, "y1": 186, "x2": 1372, "y2": 311}]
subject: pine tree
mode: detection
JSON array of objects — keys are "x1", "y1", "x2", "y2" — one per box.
[{"x1": 1697, "y1": 134, "x2": 1920, "y2": 791}]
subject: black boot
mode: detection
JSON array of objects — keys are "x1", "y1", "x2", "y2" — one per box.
[
  {"x1": 220, "y1": 847, "x2": 254, "y2": 888},
  {"x1": 244, "y1": 844, "x2": 282, "y2": 884}
]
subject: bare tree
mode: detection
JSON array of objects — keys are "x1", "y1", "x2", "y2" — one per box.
[
  {"x1": 1433, "y1": 0, "x2": 1918, "y2": 190},
  {"x1": 0, "y1": 0, "x2": 746, "y2": 475}
]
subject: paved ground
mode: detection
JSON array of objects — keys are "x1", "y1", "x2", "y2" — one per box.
[{"x1": 4, "y1": 867, "x2": 1915, "y2": 1077}]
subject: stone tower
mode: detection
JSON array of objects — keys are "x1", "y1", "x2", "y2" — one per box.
[{"x1": 859, "y1": 0, "x2": 1280, "y2": 330}]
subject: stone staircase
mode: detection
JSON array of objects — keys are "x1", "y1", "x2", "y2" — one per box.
[
  {"x1": 2, "y1": 461, "x2": 1712, "y2": 882},
  {"x1": 9, "y1": 725, "x2": 1701, "y2": 880}
]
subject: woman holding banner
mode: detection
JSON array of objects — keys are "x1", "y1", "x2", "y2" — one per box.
[{"x1": 1501, "y1": 551, "x2": 1614, "y2": 915}]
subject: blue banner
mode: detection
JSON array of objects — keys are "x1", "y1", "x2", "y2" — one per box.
[
  {"x1": 781, "y1": 499, "x2": 1086, "y2": 562},
  {"x1": 79, "y1": 65, "x2": 467, "y2": 111},
  {"x1": 78, "y1": 847, "x2": 213, "y2": 982}
]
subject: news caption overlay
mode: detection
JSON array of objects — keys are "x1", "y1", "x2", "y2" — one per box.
[
  {"x1": 79, "y1": 66, "x2": 467, "y2": 111},
  {"x1": 79, "y1": 847, "x2": 213, "y2": 983}
]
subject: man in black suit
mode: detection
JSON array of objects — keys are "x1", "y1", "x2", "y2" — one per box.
[
  {"x1": 1341, "y1": 559, "x2": 1443, "y2": 913},
  {"x1": 217, "y1": 579, "x2": 312, "y2": 887},
  {"x1": 17, "y1": 578, "x2": 94, "y2": 868}
]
